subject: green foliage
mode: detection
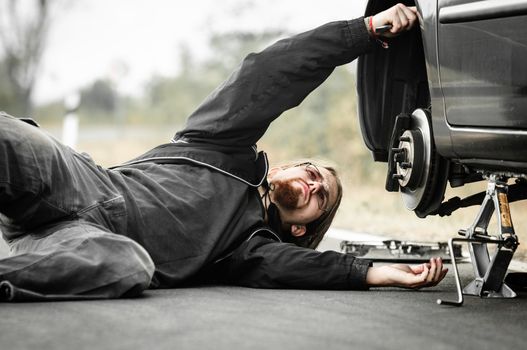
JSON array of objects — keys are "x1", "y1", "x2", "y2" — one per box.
[
  {"x1": 0, "y1": 59, "x2": 17, "y2": 114},
  {"x1": 33, "y1": 100, "x2": 64, "y2": 124},
  {"x1": 140, "y1": 71, "x2": 215, "y2": 125},
  {"x1": 126, "y1": 30, "x2": 286, "y2": 128},
  {"x1": 207, "y1": 30, "x2": 284, "y2": 74},
  {"x1": 80, "y1": 79, "x2": 118, "y2": 115}
]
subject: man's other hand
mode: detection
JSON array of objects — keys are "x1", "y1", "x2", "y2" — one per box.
[{"x1": 366, "y1": 257, "x2": 449, "y2": 289}]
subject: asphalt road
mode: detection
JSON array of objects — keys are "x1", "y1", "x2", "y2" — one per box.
[{"x1": 1, "y1": 233, "x2": 527, "y2": 350}]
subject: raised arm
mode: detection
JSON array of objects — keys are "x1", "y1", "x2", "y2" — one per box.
[
  {"x1": 174, "y1": 4, "x2": 418, "y2": 148},
  {"x1": 174, "y1": 18, "x2": 374, "y2": 148}
]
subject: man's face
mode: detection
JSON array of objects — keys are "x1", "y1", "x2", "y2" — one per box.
[{"x1": 268, "y1": 163, "x2": 338, "y2": 228}]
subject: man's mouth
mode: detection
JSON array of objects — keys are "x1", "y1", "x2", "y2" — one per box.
[{"x1": 271, "y1": 178, "x2": 303, "y2": 210}]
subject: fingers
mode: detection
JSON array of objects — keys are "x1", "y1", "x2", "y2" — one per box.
[
  {"x1": 409, "y1": 263, "x2": 427, "y2": 274},
  {"x1": 390, "y1": 4, "x2": 418, "y2": 33},
  {"x1": 372, "y1": 3, "x2": 418, "y2": 37},
  {"x1": 420, "y1": 258, "x2": 448, "y2": 288},
  {"x1": 400, "y1": 6, "x2": 418, "y2": 25},
  {"x1": 403, "y1": 258, "x2": 448, "y2": 289},
  {"x1": 371, "y1": 259, "x2": 449, "y2": 289},
  {"x1": 426, "y1": 258, "x2": 437, "y2": 283},
  {"x1": 419, "y1": 262, "x2": 429, "y2": 282},
  {"x1": 407, "y1": 6, "x2": 418, "y2": 15},
  {"x1": 430, "y1": 258, "x2": 449, "y2": 287},
  {"x1": 393, "y1": 8, "x2": 409, "y2": 32}
]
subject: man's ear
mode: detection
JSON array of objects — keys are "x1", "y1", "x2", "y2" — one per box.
[{"x1": 290, "y1": 224, "x2": 306, "y2": 237}]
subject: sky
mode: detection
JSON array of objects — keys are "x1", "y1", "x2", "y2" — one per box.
[{"x1": 33, "y1": 0, "x2": 368, "y2": 104}]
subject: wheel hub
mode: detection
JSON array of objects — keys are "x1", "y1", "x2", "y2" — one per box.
[
  {"x1": 391, "y1": 109, "x2": 432, "y2": 211},
  {"x1": 393, "y1": 129, "x2": 425, "y2": 189}
]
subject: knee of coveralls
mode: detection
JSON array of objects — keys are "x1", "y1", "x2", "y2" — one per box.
[
  {"x1": 0, "y1": 113, "x2": 72, "y2": 228},
  {"x1": 0, "y1": 112, "x2": 124, "y2": 233},
  {"x1": 0, "y1": 221, "x2": 155, "y2": 301}
]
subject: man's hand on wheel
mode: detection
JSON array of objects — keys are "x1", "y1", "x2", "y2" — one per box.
[{"x1": 370, "y1": 3, "x2": 418, "y2": 38}]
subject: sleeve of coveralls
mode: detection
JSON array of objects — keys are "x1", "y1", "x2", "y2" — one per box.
[
  {"x1": 173, "y1": 18, "x2": 374, "y2": 147},
  {"x1": 214, "y1": 235, "x2": 373, "y2": 290}
]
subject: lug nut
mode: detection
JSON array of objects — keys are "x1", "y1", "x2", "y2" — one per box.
[
  {"x1": 394, "y1": 153, "x2": 406, "y2": 163},
  {"x1": 399, "y1": 136, "x2": 411, "y2": 142},
  {"x1": 392, "y1": 174, "x2": 404, "y2": 180},
  {"x1": 400, "y1": 162, "x2": 412, "y2": 169}
]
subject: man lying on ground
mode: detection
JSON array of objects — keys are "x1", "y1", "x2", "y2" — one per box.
[{"x1": 0, "y1": 3, "x2": 447, "y2": 301}]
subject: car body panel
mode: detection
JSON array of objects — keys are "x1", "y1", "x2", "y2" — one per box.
[
  {"x1": 438, "y1": 0, "x2": 527, "y2": 166},
  {"x1": 439, "y1": 0, "x2": 527, "y2": 129},
  {"x1": 357, "y1": 0, "x2": 527, "y2": 174}
]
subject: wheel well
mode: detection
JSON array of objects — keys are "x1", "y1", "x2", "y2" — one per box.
[{"x1": 357, "y1": 0, "x2": 430, "y2": 162}]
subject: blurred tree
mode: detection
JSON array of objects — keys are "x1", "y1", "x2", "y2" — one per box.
[
  {"x1": 143, "y1": 45, "x2": 213, "y2": 126},
  {"x1": 0, "y1": 0, "x2": 60, "y2": 116},
  {"x1": 80, "y1": 79, "x2": 118, "y2": 116},
  {"x1": 140, "y1": 30, "x2": 285, "y2": 128},
  {"x1": 207, "y1": 30, "x2": 283, "y2": 75},
  {"x1": 0, "y1": 58, "x2": 16, "y2": 109}
]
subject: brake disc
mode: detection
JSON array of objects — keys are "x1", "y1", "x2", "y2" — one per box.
[{"x1": 392, "y1": 109, "x2": 448, "y2": 216}]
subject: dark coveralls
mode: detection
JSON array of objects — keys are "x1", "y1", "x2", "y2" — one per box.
[{"x1": 0, "y1": 18, "x2": 375, "y2": 301}]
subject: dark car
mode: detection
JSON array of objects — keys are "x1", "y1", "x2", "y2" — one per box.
[
  {"x1": 357, "y1": 0, "x2": 527, "y2": 218},
  {"x1": 356, "y1": 0, "x2": 527, "y2": 304}
]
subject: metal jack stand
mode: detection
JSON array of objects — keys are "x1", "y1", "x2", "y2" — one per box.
[{"x1": 437, "y1": 175, "x2": 519, "y2": 306}]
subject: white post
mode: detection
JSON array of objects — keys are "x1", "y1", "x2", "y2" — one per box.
[{"x1": 62, "y1": 92, "x2": 81, "y2": 148}]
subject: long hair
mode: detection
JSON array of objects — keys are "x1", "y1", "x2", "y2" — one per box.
[{"x1": 276, "y1": 160, "x2": 344, "y2": 249}]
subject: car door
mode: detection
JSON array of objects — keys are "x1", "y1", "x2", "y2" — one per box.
[{"x1": 437, "y1": 0, "x2": 527, "y2": 129}]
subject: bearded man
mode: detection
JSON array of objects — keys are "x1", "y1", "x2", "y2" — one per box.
[{"x1": 0, "y1": 3, "x2": 446, "y2": 301}]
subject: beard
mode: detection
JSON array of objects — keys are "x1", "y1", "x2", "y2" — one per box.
[{"x1": 270, "y1": 178, "x2": 302, "y2": 210}]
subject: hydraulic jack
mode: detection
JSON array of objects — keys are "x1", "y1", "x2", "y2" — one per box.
[{"x1": 438, "y1": 175, "x2": 521, "y2": 306}]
